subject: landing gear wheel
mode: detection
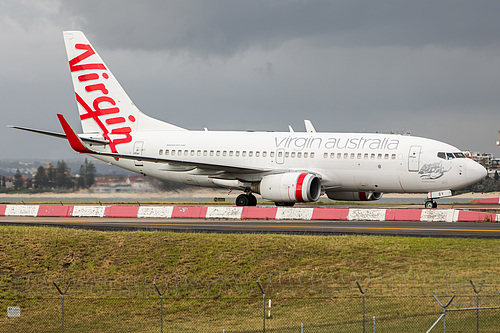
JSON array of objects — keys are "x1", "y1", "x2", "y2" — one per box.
[
  {"x1": 275, "y1": 202, "x2": 295, "y2": 207},
  {"x1": 248, "y1": 194, "x2": 257, "y2": 206},
  {"x1": 425, "y1": 200, "x2": 437, "y2": 209},
  {"x1": 236, "y1": 194, "x2": 258, "y2": 206},
  {"x1": 236, "y1": 194, "x2": 249, "y2": 206}
]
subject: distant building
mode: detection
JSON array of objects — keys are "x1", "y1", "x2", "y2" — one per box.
[
  {"x1": 90, "y1": 176, "x2": 155, "y2": 193},
  {"x1": 465, "y1": 152, "x2": 500, "y2": 170}
]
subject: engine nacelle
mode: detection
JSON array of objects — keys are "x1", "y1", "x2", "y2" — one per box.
[
  {"x1": 326, "y1": 191, "x2": 383, "y2": 201},
  {"x1": 256, "y1": 172, "x2": 322, "y2": 203}
]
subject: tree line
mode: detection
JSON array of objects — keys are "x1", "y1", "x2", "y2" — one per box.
[
  {"x1": 460, "y1": 170, "x2": 500, "y2": 193},
  {"x1": 5, "y1": 159, "x2": 96, "y2": 191}
]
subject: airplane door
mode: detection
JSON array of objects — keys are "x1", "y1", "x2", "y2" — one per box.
[
  {"x1": 133, "y1": 141, "x2": 144, "y2": 166},
  {"x1": 276, "y1": 148, "x2": 285, "y2": 164},
  {"x1": 408, "y1": 145, "x2": 421, "y2": 172}
]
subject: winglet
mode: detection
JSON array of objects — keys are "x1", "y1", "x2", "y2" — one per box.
[
  {"x1": 304, "y1": 120, "x2": 316, "y2": 133},
  {"x1": 57, "y1": 114, "x2": 93, "y2": 153}
]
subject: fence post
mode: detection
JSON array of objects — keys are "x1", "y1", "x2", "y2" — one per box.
[
  {"x1": 53, "y1": 282, "x2": 70, "y2": 333},
  {"x1": 257, "y1": 281, "x2": 266, "y2": 333},
  {"x1": 356, "y1": 279, "x2": 371, "y2": 333},
  {"x1": 470, "y1": 280, "x2": 484, "y2": 333},
  {"x1": 154, "y1": 282, "x2": 167, "y2": 333},
  {"x1": 433, "y1": 294, "x2": 455, "y2": 333}
]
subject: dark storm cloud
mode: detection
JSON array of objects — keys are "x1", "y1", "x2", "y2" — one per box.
[
  {"x1": 61, "y1": 0, "x2": 500, "y2": 55},
  {"x1": 2, "y1": 0, "x2": 500, "y2": 159}
]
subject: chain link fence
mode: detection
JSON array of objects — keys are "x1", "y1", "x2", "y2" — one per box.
[{"x1": 1, "y1": 272, "x2": 500, "y2": 332}]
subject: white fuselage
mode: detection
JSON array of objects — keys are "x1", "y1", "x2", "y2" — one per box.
[{"x1": 91, "y1": 130, "x2": 484, "y2": 194}]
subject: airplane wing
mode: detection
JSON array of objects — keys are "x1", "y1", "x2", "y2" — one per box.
[
  {"x1": 56, "y1": 114, "x2": 271, "y2": 175},
  {"x1": 8, "y1": 125, "x2": 109, "y2": 145}
]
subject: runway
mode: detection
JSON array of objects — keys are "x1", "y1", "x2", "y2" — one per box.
[{"x1": 2, "y1": 216, "x2": 500, "y2": 238}]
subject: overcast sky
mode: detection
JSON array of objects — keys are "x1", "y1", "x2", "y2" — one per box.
[{"x1": 2, "y1": 0, "x2": 500, "y2": 159}]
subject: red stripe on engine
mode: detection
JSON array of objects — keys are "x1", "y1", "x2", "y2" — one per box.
[{"x1": 295, "y1": 173, "x2": 308, "y2": 202}]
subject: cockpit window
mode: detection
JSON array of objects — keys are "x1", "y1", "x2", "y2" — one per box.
[{"x1": 438, "y1": 152, "x2": 466, "y2": 160}]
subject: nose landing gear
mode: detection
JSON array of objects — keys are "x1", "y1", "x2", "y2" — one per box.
[
  {"x1": 425, "y1": 190, "x2": 454, "y2": 209},
  {"x1": 425, "y1": 200, "x2": 438, "y2": 209}
]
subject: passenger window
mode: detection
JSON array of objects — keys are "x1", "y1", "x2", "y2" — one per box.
[
  {"x1": 184, "y1": 150, "x2": 188, "y2": 156},
  {"x1": 210, "y1": 150, "x2": 214, "y2": 156},
  {"x1": 350, "y1": 153, "x2": 355, "y2": 159},
  {"x1": 190, "y1": 150, "x2": 195, "y2": 156},
  {"x1": 377, "y1": 154, "x2": 382, "y2": 159},
  {"x1": 344, "y1": 153, "x2": 348, "y2": 159},
  {"x1": 159, "y1": 149, "x2": 163, "y2": 155},
  {"x1": 242, "y1": 151, "x2": 246, "y2": 157},
  {"x1": 304, "y1": 152, "x2": 308, "y2": 158},
  {"x1": 165, "y1": 150, "x2": 169, "y2": 156},
  {"x1": 323, "y1": 153, "x2": 328, "y2": 158},
  {"x1": 310, "y1": 152, "x2": 315, "y2": 158},
  {"x1": 236, "y1": 151, "x2": 240, "y2": 157},
  {"x1": 278, "y1": 152, "x2": 282, "y2": 157},
  {"x1": 171, "y1": 150, "x2": 175, "y2": 156},
  {"x1": 331, "y1": 153, "x2": 335, "y2": 159},
  {"x1": 357, "y1": 153, "x2": 362, "y2": 159},
  {"x1": 337, "y1": 153, "x2": 342, "y2": 159},
  {"x1": 297, "y1": 152, "x2": 302, "y2": 158},
  {"x1": 371, "y1": 153, "x2": 375, "y2": 159},
  {"x1": 384, "y1": 154, "x2": 389, "y2": 159},
  {"x1": 270, "y1": 152, "x2": 275, "y2": 157},
  {"x1": 256, "y1": 151, "x2": 260, "y2": 157},
  {"x1": 364, "y1": 153, "x2": 368, "y2": 159},
  {"x1": 216, "y1": 151, "x2": 220, "y2": 156},
  {"x1": 197, "y1": 150, "x2": 201, "y2": 156},
  {"x1": 285, "y1": 152, "x2": 290, "y2": 158},
  {"x1": 249, "y1": 151, "x2": 253, "y2": 157},
  {"x1": 223, "y1": 151, "x2": 227, "y2": 156},
  {"x1": 391, "y1": 154, "x2": 396, "y2": 160},
  {"x1": 263, "y1": 152, "x2": 267, "y2": 157},
  {"x1": 203, "y1": 150, "x2": 207, "y2": 156},
  {"x1": 229, "y1": 151, "x2": 233, "y2": 157}
]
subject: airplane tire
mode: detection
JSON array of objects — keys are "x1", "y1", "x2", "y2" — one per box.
[
  {"x1": 236, "y1": 194, "x2": 250, "y2": 206},
  {"x1": 248, "y1": 194, "x2": 257, "y2": 206},
  {"x1": 425, "y1": 200, "x2": 437, "y2": 209}
]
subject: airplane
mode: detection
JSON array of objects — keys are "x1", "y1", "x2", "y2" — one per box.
[{"x1": 10, "y1": 31, "x2": 487, "y2": 209}]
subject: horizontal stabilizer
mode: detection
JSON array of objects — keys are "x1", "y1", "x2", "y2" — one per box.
[
  {"x1": 8, "y1": 124, "x2": 109, "y2": 145},
  {"x1": 57, "y1": 114, "x2": 94, "y2": 153}
]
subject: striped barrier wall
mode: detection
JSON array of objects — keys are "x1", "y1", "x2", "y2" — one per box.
[
  {"x1": 0, "y1": 204, "x2": 497, "y2": 222},
  {"x1": 472, "y1": 198, "x2": 500, "y2": 204}
]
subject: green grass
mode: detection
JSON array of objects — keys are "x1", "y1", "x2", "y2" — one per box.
[
  {"x1": 1, "y1": 225, "x2": 499, "y2": 277},
  {"x1": 1, "y1": 226, "x2": 500, "y2": 332}
]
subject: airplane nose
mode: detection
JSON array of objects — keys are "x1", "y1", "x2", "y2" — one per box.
[{"x1": 466, "y1": 159, "x2": 487, "y2": 184}]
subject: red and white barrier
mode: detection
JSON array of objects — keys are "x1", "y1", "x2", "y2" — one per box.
[
  {"x1": 472, "y1": 198, "x2": 500, "y2": 204},
  {"x1": 0, "y1": 204, "x2": 497, "y2": 223}
]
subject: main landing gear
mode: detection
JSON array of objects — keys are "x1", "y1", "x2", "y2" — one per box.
[
  {"x1": 236, "y1": 193, "x2": 257, "y2": 206},
  {"x1": 425, "y1": 200, "x2": 438, "y2": 209}
]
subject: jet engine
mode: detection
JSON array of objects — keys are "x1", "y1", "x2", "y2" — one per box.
[
  {"x1": 326, "y1": 191, "x2": 383, "y2": 201},
  {"x1": 253, "y1": 172, "x2": 322, "y2": 203}
]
